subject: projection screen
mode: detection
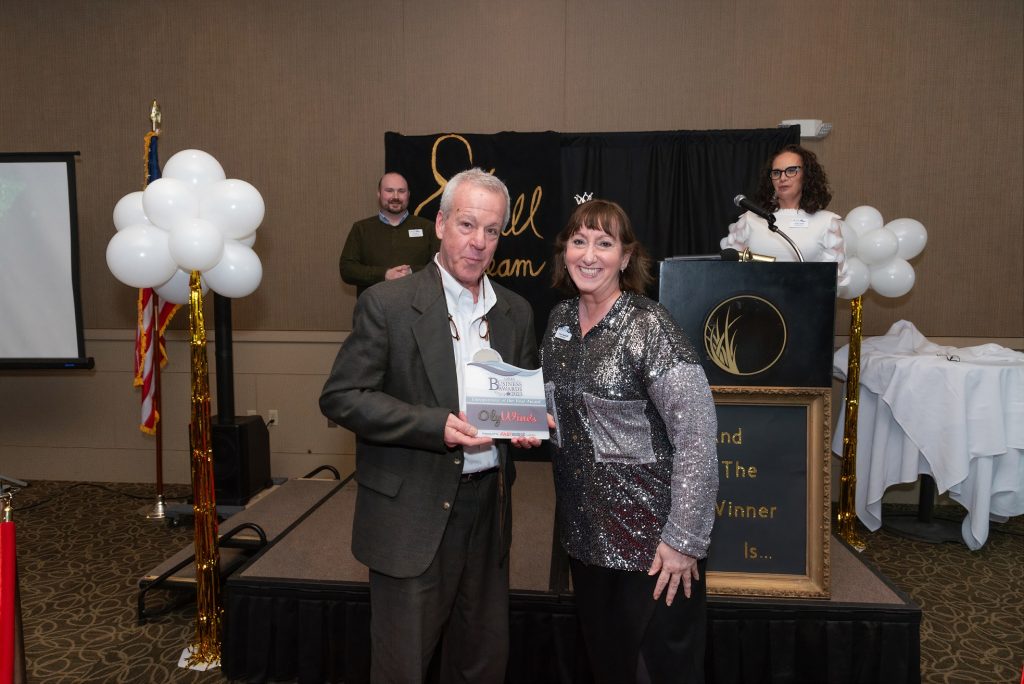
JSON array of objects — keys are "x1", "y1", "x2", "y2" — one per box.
[{"x1": 0, "y1": 152, "x2": 92, "y2": 369}]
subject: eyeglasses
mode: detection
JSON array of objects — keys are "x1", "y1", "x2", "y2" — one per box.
[
  {"x1": 769, "y1": 165, "x2": 802, "y2": 180},
  {"x1": 435, "y1": 263, "x2": 490, "y2": 341},
  {"x1": 448, "y1": 314, "x2": 489, "y2": 341}
]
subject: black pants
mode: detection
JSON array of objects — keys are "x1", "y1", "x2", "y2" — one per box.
[{"x1": 570, "y1": 556, "x2": 708, "y2": 684}]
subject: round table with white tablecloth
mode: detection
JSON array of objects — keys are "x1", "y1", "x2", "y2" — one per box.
[{"x1": 832, "y1": 320, "x2": 1024, "y2": 550}]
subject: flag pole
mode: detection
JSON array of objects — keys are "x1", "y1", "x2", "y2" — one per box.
[
  {"x1": 146, "y1": 287, "x2": 167, "y2": 519},
  {"x1": 143, "y1": 100, "x2": 167, "y2": 520}
]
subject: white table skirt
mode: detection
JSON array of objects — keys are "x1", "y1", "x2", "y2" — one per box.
[{"x1": 833, "y1": 321, "x2": 1024, "y2": 550}]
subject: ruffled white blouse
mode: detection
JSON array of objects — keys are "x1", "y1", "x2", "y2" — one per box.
[{"x1": 720, "y1": 209, "x2": 849, "y2": 286}]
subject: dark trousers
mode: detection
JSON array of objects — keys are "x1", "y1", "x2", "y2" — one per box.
[
  {"x1": 369, "y1": 471, "x2": 509, "y2": 684},
  {"x1": 570, "y1": 556, "x2": 708, "y2": 684}
]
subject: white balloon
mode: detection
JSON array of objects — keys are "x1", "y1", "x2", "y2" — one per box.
[
  {"x1": 838, "y1": 256, "x2": 870, "y2": 299},
  {"x1": 844, "y1": 206, "x2": 884, "y2": 237},
  {"x1": 105, "y1": 224, "x2": 178, "y2": 288},
  {"x1": 142, "y1": 178, "x2": 199, "y2": 229},
  {"x1": 870, "y1": 258, "x2": 916, "y2": 297},
  {"x1": 199, "y1": 179, "x2": 266, "y2": 238},
  {"x1": 154, "y1": 268, "x2": 209, "y2": 305},
  {"x1": 234, "y1": 232, "x2": 257, "y2": 248},
  {"x1": 162, "y1": 149, "x2": 226, "y2": 192},
  {"x1": 886, "y1": 218, "x2": 928, "y2": 260},
  {"x1": 203, "y1": 242, "x2": 263, "y2": 298},
  {"x1": 838, "y1": 218, "x2": 859, "y2": 259},
  {"x1": 112, "y1": 191, "x2": 151, "y2": 231},
  {"x1": 858, "y1": 228, "x2": 899, "y2": 265},
  {"x1": 168, "y1": 218, "x2": 225, "y2": 272}
]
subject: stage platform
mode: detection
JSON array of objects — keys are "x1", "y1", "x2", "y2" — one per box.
[
  {"x1": 218, "y1": 462, "x2": 920, "y2": 684},
  {"x1": 137, "y1": 477, "x2": 343, "y2": 620}
]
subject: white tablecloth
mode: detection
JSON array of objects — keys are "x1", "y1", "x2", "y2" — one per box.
[{"x1": 832, "y1": 321, "x2": 1024, "y2": 549}]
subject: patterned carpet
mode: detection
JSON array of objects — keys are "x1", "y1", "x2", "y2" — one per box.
[
  {"x1": 858, "y1": 506, "x2": 1023, "y2": 684},
  {"x1": 6, "y1": 481, "x2": 1023, "y2": 683},
  {"x1": 11, "y1": 482, "x2": 221, "y2": 683}
]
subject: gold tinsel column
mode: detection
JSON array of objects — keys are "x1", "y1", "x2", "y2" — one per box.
[
  {"x1": 837, "y1": 296, "x2": 867, "y2": 551},
  {"x1": 185, "y1": 270, "x2": 222, "y2": 667}
]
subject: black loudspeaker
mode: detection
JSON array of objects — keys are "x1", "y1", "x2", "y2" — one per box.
[{"x1": 211, "y1": 415, "x2": 271, "y2": 506}]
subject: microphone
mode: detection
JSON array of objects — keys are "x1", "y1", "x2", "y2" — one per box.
[
  {"x1": 732, "y1": 194, "x2": 804, "y2": 262},
  {"x1": 733, "y1": 194, "x2": 775, "y2": 222},
  {"x1": 666, "y1": 249, "x2": 741, "y2": 262},
  {"x1": 665, "y1": 248, "x2": 774, "y2": 262}
]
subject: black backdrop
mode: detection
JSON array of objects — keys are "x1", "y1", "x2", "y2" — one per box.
[{"x1": 385, "y1": 126, "x2": 799, "y2": 341}]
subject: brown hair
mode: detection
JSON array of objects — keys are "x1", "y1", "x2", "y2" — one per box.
[
  {"x1": 551, "y1": 199, "x2": 652, "y2": 294},
  {"x1": 753, "y1": 144, "x2": 833, "y2": 213}
]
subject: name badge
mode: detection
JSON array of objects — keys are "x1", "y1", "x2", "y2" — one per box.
[
  {"x1": 554, "y1": 325, "x2": 572, "y2": 341},
  {"x1": 789, "y1": 217, "x2": 809, "y2": 228},
  {"x1": 408, "y1": 228, "x2": 424, "y2": 238}
]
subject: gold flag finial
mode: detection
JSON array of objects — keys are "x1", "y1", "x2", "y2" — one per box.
[{"x1": 150, "y1": 99, "x2": 162, "y2": 132}]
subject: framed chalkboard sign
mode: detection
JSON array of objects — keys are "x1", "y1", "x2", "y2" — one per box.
[{"x1": 706, "y1": 386, "x2": 831, "y2": 598}]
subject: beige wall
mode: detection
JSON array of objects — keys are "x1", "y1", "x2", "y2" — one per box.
[
  {"x1": 1, "y1": 330, "x2": 354, "y2": 483},
  {"x1": 1, "y1": 0, "x2": 1020, "y2": 335},
  {"x1": 1, "y1": 1, "x2": 1022, "y2": 484}
]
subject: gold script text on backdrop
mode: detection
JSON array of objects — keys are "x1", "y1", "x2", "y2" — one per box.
[{"x1": 415, "y1": 134, "x2": 547, "y2": 280}]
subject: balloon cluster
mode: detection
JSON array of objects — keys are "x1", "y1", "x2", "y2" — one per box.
[
  {"x1": 106, "y1": 149, "x2": 265, "y2": 302},
  {"x1": 837, "y1": 206, "x2": 927, "y2": 299}
]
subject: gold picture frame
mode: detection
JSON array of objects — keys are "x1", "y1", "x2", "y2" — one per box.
[{"x1": 707, "y1": 386, "x2": 831, "y2": 599}]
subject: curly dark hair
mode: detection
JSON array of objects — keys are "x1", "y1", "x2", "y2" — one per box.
[
  {"x1": 551, "y1": 199, "x2": 652, "y2": 295},
  {"x1": 752, "y1": 144, "x2": 832, "y2": 213}
]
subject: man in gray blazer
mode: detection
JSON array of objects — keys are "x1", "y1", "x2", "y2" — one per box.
[{"x1": 320, "y1": 168, "x2": 539, "y2": 683}]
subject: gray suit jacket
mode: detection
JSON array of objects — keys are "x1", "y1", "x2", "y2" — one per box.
[{"x1": 320, "y1": 265, "x2": 538, "y2": 578}]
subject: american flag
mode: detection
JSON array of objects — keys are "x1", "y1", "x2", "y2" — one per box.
[{"x1": 134, "y1": 131, "x2": 180, "y2": 434}]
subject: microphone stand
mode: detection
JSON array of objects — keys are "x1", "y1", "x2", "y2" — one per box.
[{"x1": 766, "y1": 214, "x2": 804, "y2": 262}]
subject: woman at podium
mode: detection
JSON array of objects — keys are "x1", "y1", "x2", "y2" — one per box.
[
  {"x1": 541, "y1": 198, "x2": 719, "y2": 683},
  {"x1": 722, "y1": 144, "x2": 850, "y2": 284}
]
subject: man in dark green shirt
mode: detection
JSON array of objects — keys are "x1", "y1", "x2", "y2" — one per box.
[{"x1": 339, "y1": 172, "x2": 440, "y2": 296}]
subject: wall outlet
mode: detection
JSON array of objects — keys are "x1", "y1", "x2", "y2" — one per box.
[
  {"x1": 246, "y1": 409, "x2": 258, "y2": 416},
  {"x1": 268, "y1": 409, "x2": 279, "y2": 427}
]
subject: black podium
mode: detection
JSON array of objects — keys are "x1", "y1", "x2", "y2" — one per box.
[
  {"x1": 659, "y1": 261, "x2": 837, "y2": 388},
  {"x1": 660, "y1": 260, "x2": 837, "y2": 598}
]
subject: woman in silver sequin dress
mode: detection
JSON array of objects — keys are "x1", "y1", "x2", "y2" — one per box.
[{"x1": 541, "y1": 199, "x2": 720, "y2": 683}]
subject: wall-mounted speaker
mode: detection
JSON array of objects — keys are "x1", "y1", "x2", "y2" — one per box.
[{"x1": 211, "y1": 415, "x2": 271, "y2": 506}]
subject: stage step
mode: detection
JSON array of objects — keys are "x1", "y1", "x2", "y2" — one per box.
[{"x1": 137, "y1": 476, "x2": 345, "y2": 621}]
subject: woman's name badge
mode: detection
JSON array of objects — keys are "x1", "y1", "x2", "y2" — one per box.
[
  {"x1": 554, "y1": 326, "x2": 572, "y2": 341},
  {"x1": 789, "y1": 217, "x2": 809, "y2": 228},
  {"x1": 408, "y1": 228, "x2": 424, "y2": 237}
]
